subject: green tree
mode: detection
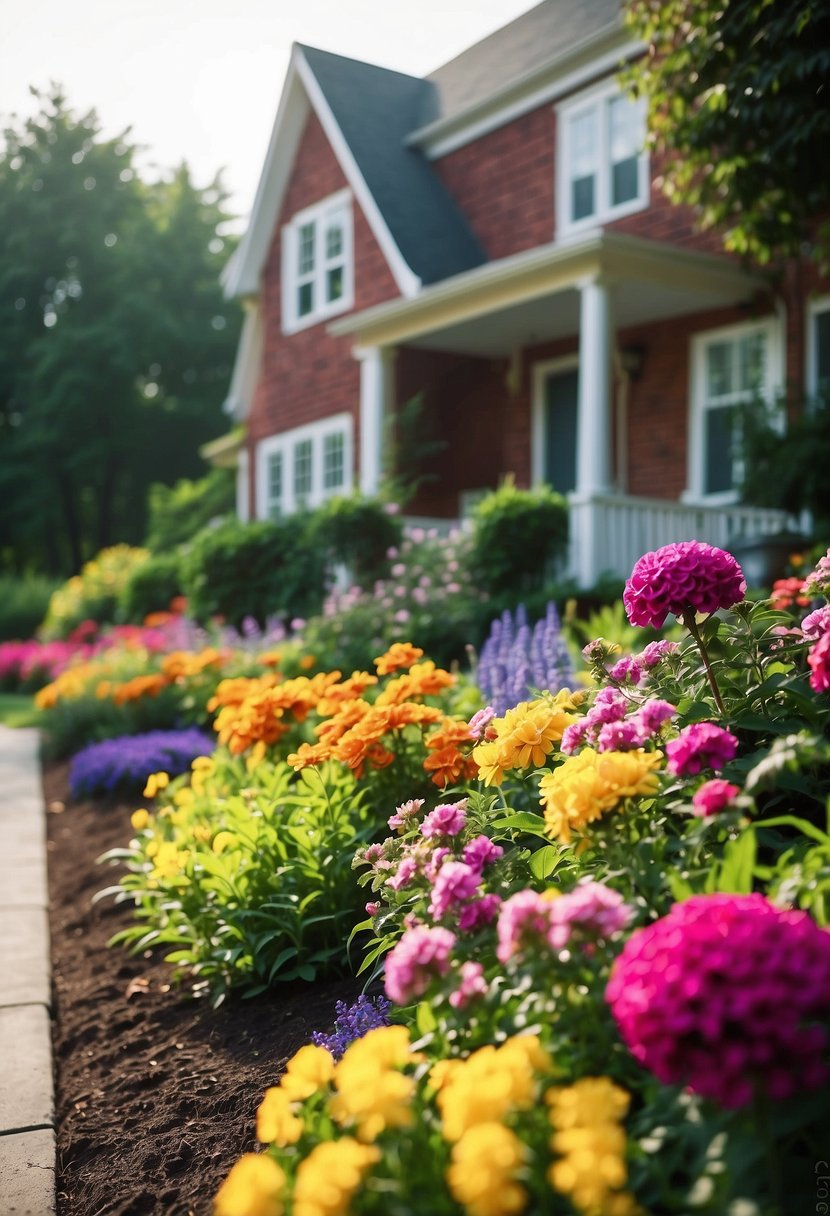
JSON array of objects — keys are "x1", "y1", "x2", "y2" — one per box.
[
  {"x1": 624, "y1": 0, "x2": 830, "y2": 265},
  {"x1": 0, "y1": 87, "x2": 240, "y2": 574}
]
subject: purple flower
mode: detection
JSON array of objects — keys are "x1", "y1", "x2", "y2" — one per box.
[
  {"x1": 477, "y1": 601, "x2": 574, "y2": 716},
  {"x1": 624, "y1": 541, "x2": 746, "y2": 629},
  {"x1": 666, "y1": 722, "x2": 738, "y2": 776},
  {"x1": 68, "y1": 728, "x2": 215, "y2": 799},
  {"x1": 311, "y1": 995, "x2": 392, "y2": 1059},
  {"x1": 606, "y1": 894, "x2": 830, "y2": 1107}
]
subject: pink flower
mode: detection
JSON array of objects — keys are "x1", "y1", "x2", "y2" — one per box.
[
  {"x1": 666, "y1": 722, "x2": 738, "y2": 776},
  {"x1": 597, "y1": 720, "x2": 641, "y2": 751},
  {"x1": 457, "y1": 894, "x2": 502, "y2": 932},
  {"x1": 388, "y1": 798, "x2": 425, "y2": 832},
  {"x1": 635, "y1": 699, "x2": 677, "y2": 737},
  {"x1": 808, "y1": 631, "x2": 830, "y2": 693},
  {"x1": 421, "y1": 801, "x2": 468, "y2": 839},
  {"x1": 365, "y1": 902, "x2": 381, "y2": 917},
  {"x1": 606, "y1": 894, "x2": 830, "y2": 1108},
  {"x1": 428, "y1": 861, "x2": 481, "y2": 920},
  {"x1": 449, "y1": 961, "x2": 488, "y2": 1009},
  {"x1": 496, "y1": 890, "x2": 556, "y2": 964},
  {"x1": 639, "y1": 639, "x2": 679, "y2": 668},
  {"x1": 548, "y1": 880, "x2": 634, "y2": 950},
  {"x1": 384, "y1": 925, "x2": 456, "y2": 1004},
  {"x1": 691, "y1": 778, "x2": 740, "y2": 817},
  {"x1": 608, "y1": 656, "x2": 643, "y2": 685},
  {"x1": 462, "y1": 835, "x2": 504, "y2": 870},
  {"x1": 624, "y1": 541, "x2": 746, "y2": 629},
  {"x1": 468, "y1": 706, "x2": 496, "y2": 740},
  {"x1": 801, "y1": 605, "x2": 830, "y2": 639},
  {"x1": 387, "y1": 856, "x2": 418, "y2": 891},
  {"x1": 802, "y1": 548, "x2": 830, "y2": 598}
]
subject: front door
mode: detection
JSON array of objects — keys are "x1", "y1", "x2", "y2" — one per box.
[{"x1": 542, "y1": 366, "x2": 578, "y2": 495}]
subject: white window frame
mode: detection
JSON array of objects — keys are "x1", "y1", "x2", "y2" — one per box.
[
  {"x1": 281, "y1": 189, "x2": 354, "y2": 335},
  {"x1": 807, "y1": 293, "x2": 830, "y2": 398},
  {"x1": 556, "y1": 79, "x2": 649, "y2": 239},
  {"x1": 686, "y1": 317, "x2": 782, "y2": 505},
  {"x1": 256, "y1": 413, "x2": 353, "y2": 519}
]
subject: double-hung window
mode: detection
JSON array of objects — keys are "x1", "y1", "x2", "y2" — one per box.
[
  {"x1": 282, "y1": 189, "x2": 353, "y2": 333},
  {"x1": 256, "y1": 414, "x2": 352, "y2": 518},
  {"x1": 688, "y1": 319, "x2": 781, "y2": 502},
  {"x1": 807, "y1": 295, "x2": 830, "y2": 399},
  {"x1": 557, "y1": 82, "x2": 648, "y2": 237}
]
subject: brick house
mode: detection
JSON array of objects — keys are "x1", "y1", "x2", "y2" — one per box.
[{"x1": 214, "y1": 0, "x2": 830, "y2": 585}]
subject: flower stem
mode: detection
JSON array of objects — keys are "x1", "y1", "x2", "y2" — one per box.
[{"x1": 682, "y1": 610, "x2": 726, "y2": 716}]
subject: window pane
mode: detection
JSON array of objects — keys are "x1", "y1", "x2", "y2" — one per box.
[
  {"x1": 326, "y1": 218, "x2": 343, "y2": 260},
  {"x1": 268, "y1": 452, "x2": 282, "y2": 513},
  {"x1": 611, "y1": 156, "x2": 638, "y2": 207},
  {"x1": 609, "y1": 95, "x2": 643, "y2": 164},
  {"x1": 571, "y1": 175, "x2": 595, "y2": 222},
  {"x1": 738, "y1": 332, "x2": 766, "y2": 395},
  {"x1": 706, "y1": 341, "x2": 733, "y2": 399},
  {"x1": 298, "y1": 223, "x2": 315, "y2": 275},
  {"x1": 817, "y1": 309, "x2": 830, "y2": 393},
  {"x1": 294, "y1": 438, "x2": 313, "y2": 500},
  {"x1": 326, "y1": 266, "x2": 343, "y2": 303},
  {"x1": 297, "y1": 281, "x2": 314, "y2": 317},
  {"x1": 704, "y1": 405, "x2": 736, "y2": 494},
  {"x1": 569, "y1": 109, "x2": 598, "y2": 177},
  {"x1": 323, "y1": 431, "x2": 345, "y2": 492}
]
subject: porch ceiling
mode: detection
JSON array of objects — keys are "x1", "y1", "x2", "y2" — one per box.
[{"x1": 330, "y1": 230, "x2": 771, "y2": 358}]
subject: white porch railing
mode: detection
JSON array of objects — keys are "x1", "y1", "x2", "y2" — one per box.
[{"x1": 567, "y1": 492, "x2": 798, "y2": 587}]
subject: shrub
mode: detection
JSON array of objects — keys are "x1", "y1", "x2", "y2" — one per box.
[
  {"x1": 0, "y1": 573, "x2": 60, "y2": 641},
  {"x1": 181, "y1": 517, "x2": 327, "y2": 628},
  {"x1": 41, "y1": 545, "x2": 150, "y2": 639},
  {"x1": 69, "y1": 728, "x2": 215, "y2": 799},
  {"x1": 469, "y1": 481, "x2": 569, "y2": 606},
  {"x1": 144, "y1": 467, "x2": 236, "y2": 553},
  {"x1": 307, "y1": 495, "x2": 403, "y2": 587},
  {"x1": 119, "y1": 551, "x2": 184, "y2": 623}
]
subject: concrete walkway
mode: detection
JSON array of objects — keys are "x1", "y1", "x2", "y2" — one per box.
[{"x1": 0, "y1": 726, "x2": 55, "y2": 1216}]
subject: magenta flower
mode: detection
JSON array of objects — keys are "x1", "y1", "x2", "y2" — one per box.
[
  {"x1": 691, "y1": 778, "x2": 740, "y2": 817},
  {"x1": 387, "y1": 798, "x2": 424, "y2": 831},
  {"x1": 808, "y1": 631, "x2": 830, "y2": 693},
  {"x1": 421, "y1": 801, "x2": 467, "y2": 839},
  {"x1": 496, "y1": 890, "x2": 556, "y2": 964},
  {"x1": 548, "y1": 880, "x2": 634, "y2": 950},
  {"x1": 462, "y1": 835, "x2": 504, "y2": 870},
  {"x1": 802, "y1": 605, "x2": 830, "y2": 639},
  {"x1": 449, "y1": 961, "x2": 488, "y2": 1009},
  {"x1": 384, "y1": 925, "x2": 456, "y2": 1004},
  {"x1": 606, "y1": 894, "x2": 830, "y2": 1108},
  {"x1": 428, "y1": 861, "x2": 481, "y2": 920},
  {"x1": 457, "y1": 893, "x2": 502, "y2": 932},
  {"x1": 666, "y1": 722, "x2": 738, "y2": 776},
  {"x1": 624, "y1": 540, "x2": 746, "y2": 629}
]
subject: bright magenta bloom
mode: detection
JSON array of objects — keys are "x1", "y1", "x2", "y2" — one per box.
[
  {"x1": 606, "y1": 893, "x2": 830, "y2": 1108},
  {"x1": 666, "y1": 722, "x2": 738, "y2": 776},
  {"x1": 623, "y1": 540, "x2": 746, "y2": 628},
  {"x1": 807, "y1": 631, "x2": 830, "y2": 693},
  {"x1": 691, "y1": 778, "x2": 740, "y2": 817}
]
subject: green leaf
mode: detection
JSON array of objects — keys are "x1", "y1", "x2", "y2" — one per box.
[{"x1": 528, "y1": 845, "x2": 562, "y2": 880}]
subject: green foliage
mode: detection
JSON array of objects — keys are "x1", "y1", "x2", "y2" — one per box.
[
  {"x1": 0, "y1": 87, "x2": 241, "y2": 575},
  {"x1": 307, "y1": 495, "x2": 403, "y2": 587},
  {"x1": 41, "y1": 544, "x2": 149, "y2": 639},
  {"x1": 0, "y1": 573, "x2": 59, "y2": 640},
  {"x1": 100, "y1": 757, "x2": 374, "y2": 1003},
  {"x1": 0, "y1": 693, "x2": 39, "y2": 728},
  {"x1": 739, "y1": 390, "x2": 830, "y2": 528},
  {"x1": 181, "y1": 517, "x2": 327, "y2": 628},
  {"x1": 144, "y1": 467, "x2": 235, "y2": 553},
  {"x1": 623, "y1": 0, "x2": 830, "y2": 265},
  {"x1": 118, "y1": 551, "x2": 183, "y2": 623},
  {"x1": 469, "y1": 480, "x2": 569, "y2": 605}
]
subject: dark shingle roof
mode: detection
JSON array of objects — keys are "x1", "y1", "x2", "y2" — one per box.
[
  {"x1": 300, "y1": 45, "x2": 486, "y2": 286},
  {"x1": 427, "y1": 0, "x2": 623, "y2": 123}
]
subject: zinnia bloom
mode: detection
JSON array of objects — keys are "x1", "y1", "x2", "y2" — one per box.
[
  {"x1": 623, "y1": 540, "x2": 746, "y2": 628},
  {"x1": 540, "y1": 748, "x2": 662, "y2": 843}
]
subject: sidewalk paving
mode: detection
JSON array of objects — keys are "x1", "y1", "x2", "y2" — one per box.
[{"x1": 0, "y1": 725, "x2": 56, "y2": 1216}]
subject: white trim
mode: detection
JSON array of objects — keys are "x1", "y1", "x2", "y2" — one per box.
[
  {"x1": 807, "y1": 293, "x2": 830, "y2": 397},
  {"x1": 281, "y1": 188, "x2": 354, "y2": 334},
  {"x1": 531, "y1": 354, "x2": 579, "y2": 488},
  {"x1": 686, "y1": 316, "x2": 782, "y2": 505},
  {"x1": 222, "y1": 302, "x2": 263, "y2": 421},
  {"x1": 294, "y1": 49, "x2": 421, "y2": 299},
  {"x1": 556, "y1": 77, "x2": 649, "y2": 240},
  {"x1": 236, "y1": 449, "x2": 250, "y2": 522},
  {"x1": 255, "y1": 412, "x2": 353, "y2": 519},
  {"x1": 412, "y1": 34, "x2": 643, "y2": 159}
]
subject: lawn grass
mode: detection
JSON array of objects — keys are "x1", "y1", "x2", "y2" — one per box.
[{"x1": 0, "y1": 693, "x2": 40, "y2": 728}]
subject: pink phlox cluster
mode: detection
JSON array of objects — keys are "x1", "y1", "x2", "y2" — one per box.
[
  {"x1": 562, "y1": 693, "x2": 676, "y2": 756},
  {"x1": 384, "y1": 924, "x2": 456, "y2": 1004},
  {"x1": 468, "y1": 705, "x2": 496, "y2": 740},
  {"x1": 387, "y1": 797, "x2": 425, "y2": 831},
  {"x1": 691, "y1": 778, "x2": 740, "y2": 818},
  {"x1": 457, "y1": 894, "x2": 502, "y2": 933},
  {"x1": 606, "y1": 893, "x2": 830, "y2": 1108},
  {"x1": 387, "y1": 856, "x2": 419, "y2": 891},
  {"x1": 428, "y1": 861, "x2": 482, "y2": 920},
  {"x1": 624, "y1": 540, "x2": 746, "y2": 629},
  {"x1": 666, "y1": 722, "x2": 738, "y2": 776},
  {"x1": 449, "y1": 961, "x2": 489, "y2": 1009},
  {"x1": 421, "y1": 800, "x2": 468, "y2": 839},
  {"x1": 609, "y1": 641, "x2": 679, "y2": 687},
  {"x1": 497, "y1": 882, "x2": 633, "y2": 963},
  {"x1": 497, "y1": 890, "x2": 557, "y2": 963},
  {"x1": 462, "y1": 835, "x2": 504, "y2": 869},
  {"x1": 597, "y1": 720, "x2": 642, "y2": 751},
  {"x1": 808, "y1": 631, "x2": 830, "y2": 693},
  {"x1": 802, "y1": 605, "x2": 830, "y2": 638},
  {"x1": 802, "y1": 548, "x2": 830, "y2": 598}
]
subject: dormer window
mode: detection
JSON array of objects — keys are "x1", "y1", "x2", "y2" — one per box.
[
  {"x1": 557, "y1": 82, "x2": 649, "y2": 237},
  {"x1": 282, "y1": 189, "x2": 353, "y2": 333}
]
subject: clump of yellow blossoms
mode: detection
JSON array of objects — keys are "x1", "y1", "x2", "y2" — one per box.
[
  {"x1": 540, "y1": 747, "x2": 662, "y2": 843},
  {"x1": 472, "y1": 692, "x2": 581, "y2": 786},
  {"x1": 213, "y1": 1151, "x2": 285, "y2": 1216},
  {"x1": 293, "y1": 1138, "x2": 380, "y2": 1216},
  {"x1": 546, "y1": 1077, "x2": 640, "y2": 1216},
  {"x1": 446, "y1": 1123, "x2": 528, "y2": 1216},
  {"x1": 329, "y1": 1025, "x2": 417, "y2": 1142}
]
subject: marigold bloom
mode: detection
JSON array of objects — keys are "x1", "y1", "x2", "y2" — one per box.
[
  {"x1": 623, "y1": 539, "x2": 746, "y2": 628},
  {"x1": 330, "y1": 1026, "x2": 416, "y2": 1142},
  {"x1": 446, "y1": 1123, "x2": 528, "y2": 1216},
  {"x1": 214, "y1": 1153, "x2": 285, "y2": 1216},
  {"x1": 540, "y1": 748, "x2": 662, "y2": 843},
  {"x1": 546, "y1": 1077, "x2": 637, "y2": 1216},
  {"x1": 374, "y1": 660, "x2": 454, "y2": 705},
  {"x1": 438, "y1": 1036, "x2": 550, "y2": 1142},
  {"x1": 112, "y1": 673, "x2": 169, "y2": 705},
  {"x1": 374, "y1": 641, "x2": 424, "y2": 675},
  {"x1": 256, "y1": 1087, "x2": 304, "y2": 1146},
  {"x1": 286, "y1": 741, "x2": 333, "y2": 770}
]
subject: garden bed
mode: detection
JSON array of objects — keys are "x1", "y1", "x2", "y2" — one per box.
[{"x1": 44, "y1": 760, "x2": 361, "y2": 1216}]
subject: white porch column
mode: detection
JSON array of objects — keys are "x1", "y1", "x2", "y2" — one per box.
[
  {"x1": 356, "y1": 345, "x2": 394, "y2": 496},
  {"x1": 571, "y1": 276, "x2": 614, "y2": 587}
]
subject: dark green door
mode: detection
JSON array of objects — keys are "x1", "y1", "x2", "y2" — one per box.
[{"x1": 543, "y1": 368, "x2": 578, "y2": 494}]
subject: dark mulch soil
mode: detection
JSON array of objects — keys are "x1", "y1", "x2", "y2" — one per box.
[{"x1": 44, "y1": 761, "x2": 363, "y2": 1216}]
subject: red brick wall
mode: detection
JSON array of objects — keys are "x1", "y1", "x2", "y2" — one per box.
[{"x1": 245, "y1": 111, "x2": 402, "y2": 515}]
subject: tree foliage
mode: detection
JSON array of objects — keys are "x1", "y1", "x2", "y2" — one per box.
[
  {"x1": 624, "y1": 0, "x2": 830, "y2": 265},
  {"x1": 0, "y1": 87, "x2": 241, "y2": 574}
]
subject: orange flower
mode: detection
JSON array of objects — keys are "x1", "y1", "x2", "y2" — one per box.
[
  {"x1": 258, "y1": 649, "x2": 283, "y2": 668},
  {"x1": 112, "y1": 673, "x2": 169, "y2": 705},
  {"x1": 423, "y1": 745, "x2": 479, "y2": 788},
  {"x1": 287, "y1": 741, "x2": 333, "y2": 769},
  {"x1": 207, "y1": 673, "x2": 280, "y2": 712},
  {"x1": 425, "y1": 720, "x2": 474, "y2": 750},
  {"x1": 375, "y1": 661, "x2": 455, "y2": 706},
  {"x1": 374, "y1": 642, "x2": 424, "y2": 675},
  {"x1": 315, "y1": 700, "x2": 372, "y2": 746},
  {"x1": 316, "y1": 672, "x2": 378, "y2": 715},
  {"x1": 385, "y1": 703, "x2": 444, "y2": 730},
  {"x1": 161, "y1": 647, "x2": 228, "y2": 682}
]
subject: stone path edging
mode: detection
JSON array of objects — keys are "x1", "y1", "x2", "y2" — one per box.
[{"x1": 0, "y1": 725, "x2": 56, "y2": 1216}]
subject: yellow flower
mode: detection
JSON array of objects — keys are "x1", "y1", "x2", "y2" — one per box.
[
  {"x1": 472, "y1": 693, "x2": 579, "y2": 785},
  {"x1": 130, "y1": 809, "x2": 150, "y2": 831},
  {"x1": 546, "y1": 1078, "x2": 638, "y2": 1216},
  {"x1": 540, "y1": 748, "x2": 661, "y2": 843},
  {"x1": 212, "y1": 831, "x2": 236, "y2": 854},
  {"x1": 438, "y1": 1036, "x2": 550, "y2": 1142},
  {"x1": 279, "y1": 1044, "x2": 335, "y2": 1101},
  {"x1": 256, "y1": 1087, "x2": 303, "y2": 1146},
  {"x1": 143, "y1": 771, "x2": 170, "y2": 799},
  {"x1": 173, "y1": 787, "x2": 195, "y2": 808},
  {"x1": 330, "y1": 1026, "x2": 415, "y2": 1141},
  {"x1": 151, "y1": 840, "x2": 189, "y2": 879},
  {"x1": 446, "y1": 1122, "x2": 527, "y2": 1216},
  {"x1": 293, "y1": 1138, "x2": 379, "y2": 1216},
  {"x1": 213, "y1": 1152, "x2": 285, "y2": 1216}
]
